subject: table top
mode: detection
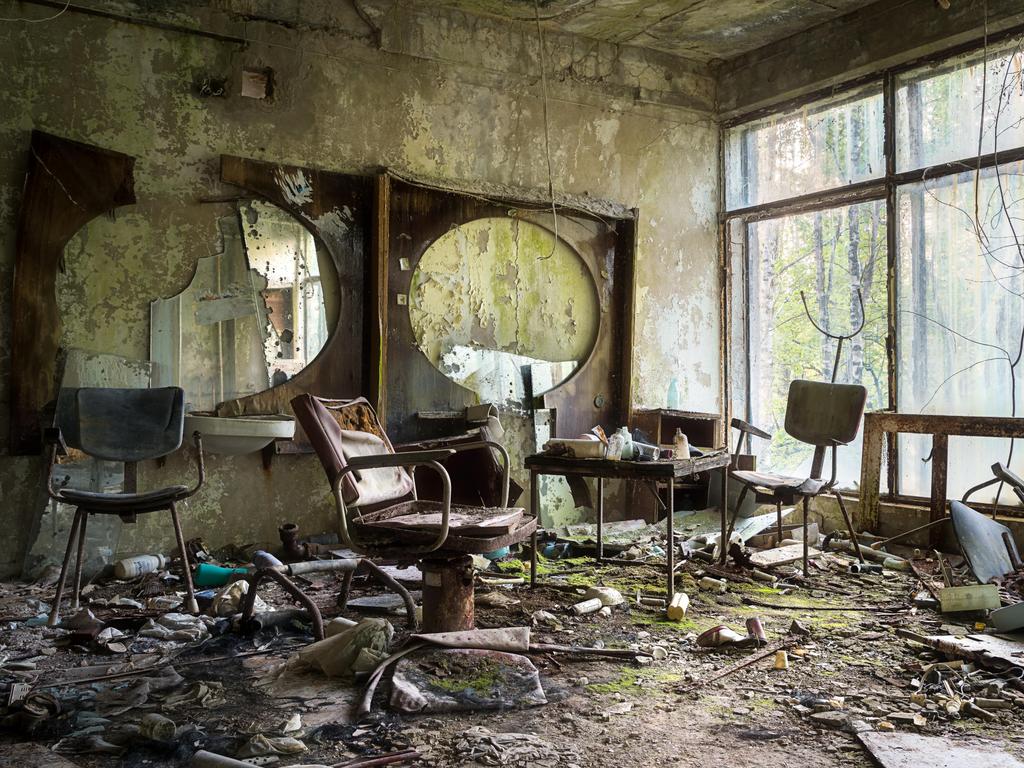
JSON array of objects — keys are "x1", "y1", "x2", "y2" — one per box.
[{"x1": 525, "y1": 449, "x2": 730, "y2": 479}]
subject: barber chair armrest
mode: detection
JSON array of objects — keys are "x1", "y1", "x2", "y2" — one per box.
[
  {"x1": 730, "y1": 417, "x2": 772, "y2": 465},
  {"x1": 730, "y1": 417, "x2": 771, "y2": 441},
  {"x1": 346, "y1": 448, "x2": 456, "y2": 470},
  {"x1": 331, "y1": 458, "x2": 454, "y2": 556}
]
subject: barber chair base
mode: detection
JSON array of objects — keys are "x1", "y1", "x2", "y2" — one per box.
[{"x1": 421, "y1": 555, "x2": 475, "y2": 633}]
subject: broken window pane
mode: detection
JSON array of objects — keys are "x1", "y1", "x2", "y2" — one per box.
[
  {"x1": 725, "y1": 85, "x2": 884, "y2": 210},
  {"x1": 745, "y1": 201, "x2": 889, "y2": 489},
  {"x1": 896, "y1": 38, "x2": 1024, "y2": 172},
  {"x1": 896, "y1": 164, "x2": 1024, "y2": 503}
]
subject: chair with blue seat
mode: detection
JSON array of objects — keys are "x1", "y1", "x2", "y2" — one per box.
[{"x1": 45, "y1": 386, "x2": 203, "y2": 626}]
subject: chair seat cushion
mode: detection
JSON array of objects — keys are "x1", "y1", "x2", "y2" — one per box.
[
  {"x1": 56, "y1": 485, "x2": 190, "y2": 512},
  {"x1": 732, "y1": 471, "x2": 824, "y2": 497},
  {"x1": 352, "y1": 501, "x2": 535, "y2": 554}
]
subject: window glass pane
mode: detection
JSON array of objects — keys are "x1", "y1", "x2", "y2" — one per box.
[
  {"x1": 725, "y1": 86, "x2": 884, "y2": 210},
  {"x1": 896, "y1": 164, "x2": 1024, "y2": 503},
  {"x1": 728, "y1": 219, "x2": 749, "y2": 424},
  {"x1": 896, "y1": 39, "x2": 1024, "y2": 171},
  {"x1": 746, "y1": 201, "x2": 889, "y2": 488}
]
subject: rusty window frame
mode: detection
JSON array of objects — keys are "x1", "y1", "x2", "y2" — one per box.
[{"x1": 721, "y1": 24, "x2": 1024, "y2": 511}]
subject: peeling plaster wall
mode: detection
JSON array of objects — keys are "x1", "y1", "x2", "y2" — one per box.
[{"x1": 0, "y1": 1, "x2": 719, "y2": 575}]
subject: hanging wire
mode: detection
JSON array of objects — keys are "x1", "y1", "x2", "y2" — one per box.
[
  {"x1": 534, "y1": 0, "x2": 560, "y2": 259},
  {"x1": 0, "y1": 0, "x2": 70, "y2": 23}
]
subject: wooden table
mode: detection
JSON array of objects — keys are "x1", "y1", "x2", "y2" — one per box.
[
  {"x1": 524, "y1": 451, "x2": 731, "y2": 599},
  {"x1": 859, "y1": 411, "x2": 1024, "y2": 546}
]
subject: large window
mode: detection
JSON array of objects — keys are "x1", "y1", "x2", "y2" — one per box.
[{"x1": 726, "y1": 32, "x2": 1024, "y2": 505}]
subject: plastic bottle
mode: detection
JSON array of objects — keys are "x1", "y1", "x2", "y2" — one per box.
[
  {"x1": 673, "y1": 428, "x2": 690, "y2": 460},
  {"x1": 194, "y1": 563, "x2": 251, "y2": 587},
  {"x1": 615, "y1": 426, "x2": 635, "y2": 460},
  {"x1": 113, "y1": 554, "x2": 167, "y2": 580},
  {"x1": 606, "y1": 430, "x2": 625, "y2": 461},
  {"x1": 667, "y1": 378, "x2": 680, "y2": 410}
]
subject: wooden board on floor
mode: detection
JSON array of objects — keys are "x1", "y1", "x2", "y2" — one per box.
[
  {"x1": 749, "y1": 543, "x2": 821, "y2": 568},
  {"x1": 859, "y1": 731, "x2": 1024, "y2": 768},
  {"x1": 0, "y1": 743, "x2": 82, "y2": 767}
]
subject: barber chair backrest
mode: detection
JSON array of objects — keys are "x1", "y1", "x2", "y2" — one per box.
[{"x1": 291, "y1": 394, "x2": 415, "y2": 507}]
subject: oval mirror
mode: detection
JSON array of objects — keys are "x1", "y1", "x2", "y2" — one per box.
[
  {"x1": 408, "y1": 216, "x2": 599, "y2": 405},
  {"x1": 149, "y1": 201, "x2": 337, "y2": 411}
]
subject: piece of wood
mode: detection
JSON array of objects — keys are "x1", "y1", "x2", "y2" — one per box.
[
  {"x1": 858, "y1": 731, "x2": 1024, "y2": 768},
  {"x1": 930, "y1": 433, "x2": 949, "y2": 548},
  {"x1": 938, "y1": 584, "x2": 1001, "y2": 613},
  {"x1": 10, "y1": 131, "x2": 136, "y2": 454},
  {"x1": 858, "y1": 413, "x2": 885, "y2": 532},
  {"x1": 749, "y1": 543, "x2": 821, "y2": 568},
  {"x1": 676, "y1": 639, "x2": 796, "y2": 692},
  {"x1": 215, "y1": 155, "x2": 373, "y2": 437},
  {"x1": 667, "y1": 592, "x2": 689, "y2": 620}
]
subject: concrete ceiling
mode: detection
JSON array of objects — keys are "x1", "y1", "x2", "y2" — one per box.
[{"x1": 409, "y1": 0, "x2": 876, "y2": 62}]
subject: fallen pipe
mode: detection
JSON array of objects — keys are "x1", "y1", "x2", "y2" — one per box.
[
  {"x1": 824, "y1": 535, "x2": 905, "y2": 565},
  {"x1": 239, "y1": 558, "x2": 418, "y2": 639}
]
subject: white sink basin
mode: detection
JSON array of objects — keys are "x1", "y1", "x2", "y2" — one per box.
[{"x1": 185, "y1": 413, "x2": 295, "y2": 455}]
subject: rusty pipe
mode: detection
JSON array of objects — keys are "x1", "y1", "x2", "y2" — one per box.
[
  {"x1": 240, "y1": 568, "x2": 325, "y2": 640},
  {"x1": 279, "y1": 522, "x2": 335, "y2": 561}
]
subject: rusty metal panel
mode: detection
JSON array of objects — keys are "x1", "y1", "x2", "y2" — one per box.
[{"x1": 9, "y1": 131, "x2": 136, "y2": 455}]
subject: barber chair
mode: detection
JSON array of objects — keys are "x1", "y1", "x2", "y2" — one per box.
[
  {"x1": 291, "y1": 394, "x2": 537, "y2": 633},
  {"x1": 726, "y1": 379, "x2": 868, "y2": 575},
  {"x1": 45, "y1": 387, "x2": 202, "y2": 626}
]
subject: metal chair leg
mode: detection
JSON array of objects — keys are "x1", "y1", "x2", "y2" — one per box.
[
  {"x1": 48, "y1": 508, "x2": 83, "y2": 627},
  {"x1": 724, "y1": 484, "x2": 749, "y2": 549},
  {"x1": 802, "y1": 496, "x2": 810, "y2": 576},
  {"x1": 169, "y1": 502, "x2": 199, "y2": 613},
  {"x1": 833, "y1": 490, "x2": 865, "y2": 563},
  {"x1": 337, "y1": 569, "x2": 354, "y2": 611},
  {"x1": 70, "y1": 510, "x2": 90, "y2": 613},
  {"x1": 530, "y1": 527, "x2": 538, "y2": 588}
]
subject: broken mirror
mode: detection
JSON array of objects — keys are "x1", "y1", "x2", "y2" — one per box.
[
  {"x1": 408, "y1": 216, "x2": 598, "y2": 407},
  {"x1": 151, "y1": 201, "x2": 337, "y2": 411}
]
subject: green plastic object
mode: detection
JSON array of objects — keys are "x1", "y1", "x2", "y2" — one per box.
[{"x1": 194, "y1": 563, "x2": 250, "y2": 587}]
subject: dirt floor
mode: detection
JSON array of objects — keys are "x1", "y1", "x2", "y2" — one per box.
[{"x1": 2, "y1": 543, "x2": 1024, "y2": 767}]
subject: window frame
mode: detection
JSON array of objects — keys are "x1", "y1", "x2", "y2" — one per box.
[{"x1": 721, "y1": 24, "x2": 1024, "y2": 511}]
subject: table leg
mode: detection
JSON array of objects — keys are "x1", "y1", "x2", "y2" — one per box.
[
  {"x1": 719, "y1": 467, "x2": 729, "y2": 565},
  {"x1": 596, "y1": 476, "x2": 604, "y2": 561},
  {"x1": 530, "y1": 470, "x2": 539, "y2": 588},
  {"x1": 667, "y1": 479, "x2": 675, "y2": 601}
]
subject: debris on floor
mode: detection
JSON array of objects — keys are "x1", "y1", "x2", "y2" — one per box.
[{"x1": 5, "y1": 507, "x2": 1024, "y2": 767}]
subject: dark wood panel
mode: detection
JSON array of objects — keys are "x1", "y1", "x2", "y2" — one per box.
[
  {"x1": 9, "y1": 131, "x2": 136, "y2": 454},
  {"x1": 384, "y1": 178, "x2": 636, "y2": 445},
  {"x1": 215, "y1": 156, "x2": 374, "y2": 432}
]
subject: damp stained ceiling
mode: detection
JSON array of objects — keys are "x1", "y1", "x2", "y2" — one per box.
[{"x1": 398, "y1": 0, "x2": 876, "y2": 62}]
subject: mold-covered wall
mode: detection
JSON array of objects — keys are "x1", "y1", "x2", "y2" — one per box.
[{"x1": 0, "y1": 0, "x2": 720, "y2": 575}]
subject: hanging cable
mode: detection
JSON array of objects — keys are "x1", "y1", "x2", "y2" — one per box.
[
  {"x1": 534, "y1": 0, "x2": 559, "y2": 259},
  {"x1": 0, "y1": 0, "x2": 70, "y2": 23}
]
